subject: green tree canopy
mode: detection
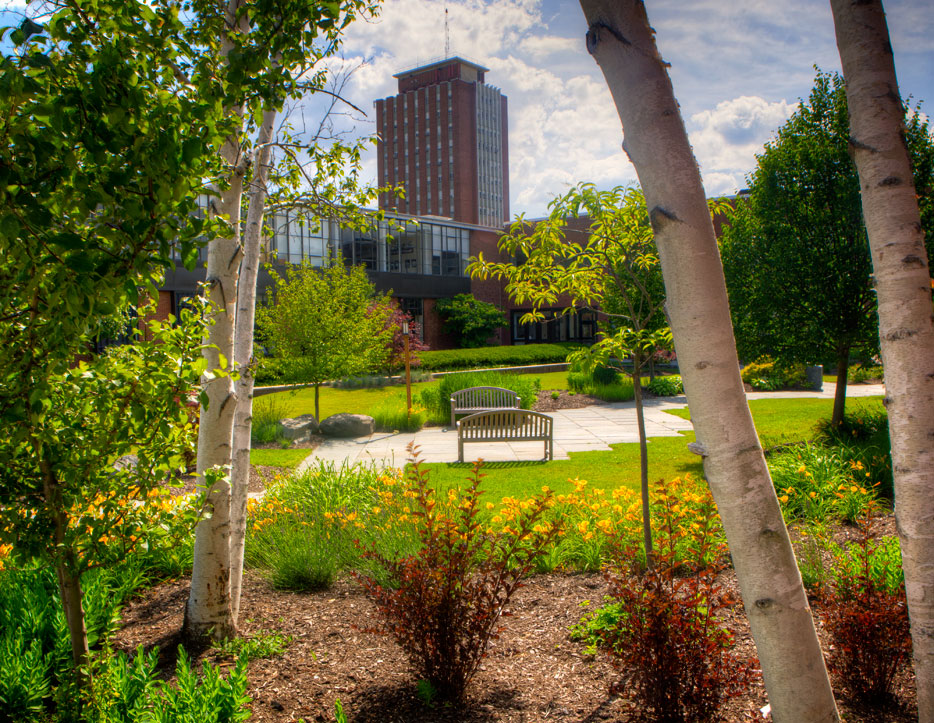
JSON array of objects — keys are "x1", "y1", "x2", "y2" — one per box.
[
  {"x1": 720, "y1": 70, "x2": 934, "y2": 424},
  {"x1": 257, "y1": 260, "x2": 391, "y2": 420},
  {"x1": 469, "y1": 183, "x2": 671, "y2": 567},
  {"x1": 435, "y1": 293, "x2": 508, "y2": 348}
]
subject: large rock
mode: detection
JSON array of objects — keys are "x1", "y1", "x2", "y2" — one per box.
[
  {"x1": 278, "y1": 414, "x2": 319, "y2": 441},
  {"x1": 319, "y1": 413, "x2": 375, "y2": 438}
]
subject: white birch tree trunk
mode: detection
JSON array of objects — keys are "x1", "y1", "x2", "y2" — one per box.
[
  {"x1": 576, "y1": 2, "x2": 839, "y2": 720},
  {"x1": 185, "y1": 0, "x2": 248, "y2": 641},
  {"x1": 829, "y1": 1, "x2": 934, "y2": 717},
  {"x1": 230, "y1": 106, "x2": 277, "y2": 623}
]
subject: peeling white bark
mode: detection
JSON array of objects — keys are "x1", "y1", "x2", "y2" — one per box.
[
  {"x1": 830, "y1": 1, "x2": 934, "y2": 718},
  {"x1": 185, "y1": 0, "x2": 249, "y2": 642},
  {"x1": 230, "y1": 106, "x2": 277, "y2": 623},
  {"x1": 577, "y1": 2, "x2": 839, "y2": 720}
]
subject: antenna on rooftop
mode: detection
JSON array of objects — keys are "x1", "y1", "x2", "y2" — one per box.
[{"x1": 445, "y1": 8, "x2": 450, "y2": 58}]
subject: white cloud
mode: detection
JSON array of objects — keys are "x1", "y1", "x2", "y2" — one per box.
[
  {"x1": 518, "y1": 34, "x2": 578, "y2": 59},
  {"x1": 290, "y1": 0, "x2": 934, "y2": 219},
  {"x1": 689, "y1": 96, "x2": 795, "y2": 181}
]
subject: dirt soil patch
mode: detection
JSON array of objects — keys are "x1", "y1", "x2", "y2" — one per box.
[
  {"x1": 533, "y1": 390, "x2": 604, "y2": 412},
  {"x1": 114, "y1": 538, "x2": 915, "y2": 722}
]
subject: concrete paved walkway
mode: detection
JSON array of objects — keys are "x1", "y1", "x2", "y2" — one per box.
[{"x1": 297, "y1": 382, "x2": 885, "y2": 471}]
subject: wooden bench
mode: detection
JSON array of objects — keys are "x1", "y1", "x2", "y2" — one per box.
[
  {"x1": 449, "y1": 386, "x2": 521, "y2": 427},
  {"x1": 456, "y1": 409, "x2": 554, "y2": 463}
]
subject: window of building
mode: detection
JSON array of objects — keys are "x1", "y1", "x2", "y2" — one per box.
[{"x1": 510, "y1": 309, "x2": 597, "y2": 345}]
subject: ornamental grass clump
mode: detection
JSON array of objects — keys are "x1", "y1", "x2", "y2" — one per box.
[
  {"x1": 577, "y1": 479, "x2": 757, "y2": 722},
  {"x1": 819, "y1": 517, "x2": 910, "y2": 704},
  {"x1": 356, "y1": 449, "x2": 560, "y2": 702}
]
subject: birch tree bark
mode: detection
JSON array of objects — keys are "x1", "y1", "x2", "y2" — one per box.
[
  {"x1": 185, "y1": 0, "x2": 249, "y2": 641},
  {"x1": 576, "y1": 2, "x2": 839, "y2": 720},
  {"x1": 230, "y1": 106, "x2": 277, "y2": 622},
  {"x1": 829, "y1": 1, "x2": 934, "y2": 717}
]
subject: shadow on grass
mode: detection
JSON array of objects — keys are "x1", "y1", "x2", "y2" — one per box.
[{"x1": 444, "y1": 460, "x2": 549, "y2": 470}]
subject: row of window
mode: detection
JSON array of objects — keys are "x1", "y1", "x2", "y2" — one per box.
[{"x1": 265, "y1": 213, "x2": 470, "y2": 277}]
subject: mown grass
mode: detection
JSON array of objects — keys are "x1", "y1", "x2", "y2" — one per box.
[
  {"x1": 250, "y1": 448, "x2": 313, "y2": 469},
  {"x1": 258, "y1": 371, "x2": 573, "y2": 421},
  {"x1": 423, "y1": 397, "x2": 885, "y2": 502}
]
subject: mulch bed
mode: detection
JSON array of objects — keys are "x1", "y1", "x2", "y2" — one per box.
[
  {"x1": 130, "y1": 389, "x2": 912, "y2": 721},
  {"x1": 113, "y1": 514, "x2": 916, "y2": 723},
  {"x1": 533, "y1": 390, "x2": 604, "y2": 412}
]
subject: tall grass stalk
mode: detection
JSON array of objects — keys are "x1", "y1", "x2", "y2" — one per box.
[{"x1": 251, "y1": 395, "x2": 290, "y2": 444}]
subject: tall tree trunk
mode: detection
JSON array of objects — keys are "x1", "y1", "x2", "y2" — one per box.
[
  {"x1": 830, "y1": 1, "x2": 934, "y2": 717},
  {"x1": 315, "y1": 382, "x2": 320, "y2": 422},
  {"x1": 577, "y1": 2, "x2": 839, "y2": 720},
  {"x1": 631, "y1": 353, "x2": 653, "y2": 569},
  {"x1": 185, "y1": 146, "x2": 243, "y2": 641},
  {"x1": 230, "y1": 106, "x2": 277, "y2": 623},
  {"x1": 832, "y1": 341, "x2": 850, "y2": 426},
  {"x1": 185, "y1": 0, "x2": 250, "y2": 642}
]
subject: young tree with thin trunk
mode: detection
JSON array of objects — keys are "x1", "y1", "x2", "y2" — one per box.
[
  {"x1": 829, "y1": 0, "x2": 934, "y2": 717},
  {"x1": 257, "y1": 261, "x2": 392, "y2": 422},
  {"x1": 470, "y1": 184, "x2": 670, "y2": 569},
  {"x1": 576, "y1": 1, "x2": 839, "y2": 720}
]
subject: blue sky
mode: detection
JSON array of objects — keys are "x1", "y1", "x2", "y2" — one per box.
[{"x1": 331, "y1": 0, "x2": 934, "y2": 217}]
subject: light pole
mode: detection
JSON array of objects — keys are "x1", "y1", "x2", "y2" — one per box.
[{"x1": 402, "y1": 319, "x2": 412, "y2": 419}]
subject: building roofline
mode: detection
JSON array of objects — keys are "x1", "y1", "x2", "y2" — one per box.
[{"x1": 392, "y1": 55, "x2": 489, "y2": 79}]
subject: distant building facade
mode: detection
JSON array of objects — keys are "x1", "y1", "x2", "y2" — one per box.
[
  {"x1": 375, "y1": 57, "x2": 509, "y2": 228},
  {"x1": 159, "y1": 205, "x2": 508, "y2": 349}
]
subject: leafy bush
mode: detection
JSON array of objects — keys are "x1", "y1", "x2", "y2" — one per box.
[
  {"x1": 86, "y1": 646, "x2": 251, "y2": 723},
  {"x1": 371, "y1": 394, "x2": 427, "y2": 432},
  {"x1": 0, "y1": 552, "x2": 190, "y2": 721},
  {"x1": 419, "y1": 371, "x2": 540, "y2": 425},
  {"x1": 740, "y1": 357, "x2": 807, "y2": 391},
  {"x1": 645, "y1": 374, "x2": 683, "y2": 396},
  {"x1": 332, "y1": 374, "x2": 393, "y2": 389},
  {"x1": 435, "y1": 293, "x2": 507, "y2": 348},
  {"x1": 567, "y1": 368, "x2": 635, "y2": 402},
  {"x1": 817, "y1": 405, "x2": 889, "y2": 444},
  {"x1": 356, "y1": 454, "x2": 560, "y2": 702},
  {"x1": 819, "y1": 521, "x2": 910, "y2": 703},
  {"x1": 591, "y1": 363, "x2": 620, "y2": 385},
  {"x1": 847, "y1": 364, "x2": 884, "y2": 384},
  {"x1": 579, "y1": 483, "x2": 757, "y2": 722},
  {"x1": 212, "y1": 630, "x2": 292, "y2": 662},
  {"x1": 418, "y1": 342, "x2": 581, "y2": 372}
]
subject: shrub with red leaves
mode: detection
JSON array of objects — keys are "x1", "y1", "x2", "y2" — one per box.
[
  {"x1": 820, "y1": 518, "x2": 911, "y2": 703},
  {"x1": 370, "y1": 299, "x2": 429, "y2": 372},
  {"x1": 356, "y1": 449, "x2": 560, "y2": 702},
  {"x1": 597, "y1": 481, "x2": 758, "y2": 722}
]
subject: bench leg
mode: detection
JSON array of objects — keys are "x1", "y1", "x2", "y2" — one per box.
[{"x1": 458, "y1": 436, "x2": 464, "y2": 463}]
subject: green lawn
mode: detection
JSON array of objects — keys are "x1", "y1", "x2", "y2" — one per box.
[
  {"x1": 250, "y1": 447, "x2": 313, "y2": 469},
  {"x1": 423, "y1": 396, "x2": 885, "y2": 502},
  {"x1": 256, "y1": 371, "x2": 574, "y2": 420}
]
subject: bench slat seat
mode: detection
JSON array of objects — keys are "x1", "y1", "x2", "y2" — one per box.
[
  {"x1": 456, "y1": 409, "x2": 554, "y2": 462},
  {"x1": 450, "y1": 386, "x2": 521, "y2": 426}
]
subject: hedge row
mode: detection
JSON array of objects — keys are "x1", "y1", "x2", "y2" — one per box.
[
  {"x1": 254, "y1": 343, "x2": 582, "y2": 386},
  {"x1": 417, "y1": 343, "x2": 582, "y2": 371}
]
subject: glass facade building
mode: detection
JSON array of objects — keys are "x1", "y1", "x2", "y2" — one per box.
[{"x1": 263, "y1": 211, "x2": 470, "y2": 278}]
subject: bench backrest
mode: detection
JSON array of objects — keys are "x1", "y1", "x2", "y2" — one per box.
[
  {"x1": 450, "y1": 386, "x2": 519, "y2": 408},
  {"x1": 457, "y1": 409, "x2": 553, "y2": 441}
]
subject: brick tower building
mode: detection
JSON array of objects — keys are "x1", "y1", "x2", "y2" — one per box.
[{"x1": 375, "y1": 57, "x2": 509, "y2": 228}]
